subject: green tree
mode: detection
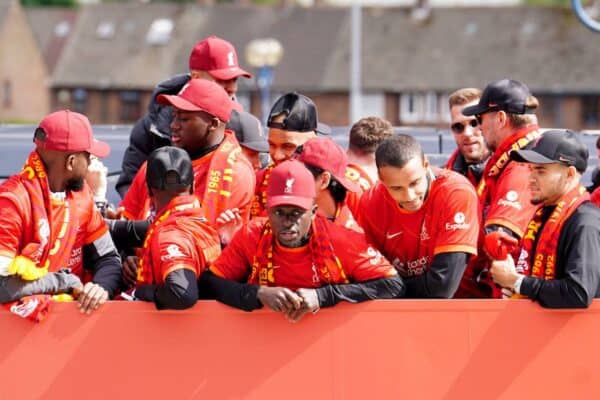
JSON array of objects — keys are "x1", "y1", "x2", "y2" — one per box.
[
  {"x1": 21, "y1": 0, "x2": 76, "y2": 6},
  {"x1": 523, "y1": 0, "x2": 567, "y2": 5}
]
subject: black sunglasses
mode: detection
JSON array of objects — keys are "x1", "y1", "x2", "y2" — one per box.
[{"x1": 451, "y1": 119, "x2": 479, "y2": 134}]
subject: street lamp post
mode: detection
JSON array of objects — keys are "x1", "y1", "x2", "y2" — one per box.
[{"x1": 245, "y1": 38, "x2": 284, "y2": 125}]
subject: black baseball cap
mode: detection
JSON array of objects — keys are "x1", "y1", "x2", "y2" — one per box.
[
  {"x1": 226, "y1": 110, "x2": 269, "y2": 153},
  {"x1": 462, "y1": 79, "x2": 535, "y2": 116},
  {"x1": 511, "y1": 129, "x2": 588, "y2": 173},
  {"x1": 146, "y1": 146, "x2": 194, "y2": 191},
  {"x1": 267, "y1": 92, "x2": 331, "y2": 135}
]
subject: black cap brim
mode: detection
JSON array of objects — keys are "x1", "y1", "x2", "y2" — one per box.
[
  {"x1": 462, "y1": 103, "x2": 490, "y2": 116},
  {"x1": 511, "y1": 149, "x2": 557, "y2": 165}
]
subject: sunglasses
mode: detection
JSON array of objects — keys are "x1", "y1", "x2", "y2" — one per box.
[{"x1": 451, "y1": 119, "x2": 479, "y2": 134}]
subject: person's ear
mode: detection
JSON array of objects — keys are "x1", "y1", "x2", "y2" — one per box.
[
  {"x1": 311, "y1": 204, "x2": 318, "y2": 217},
  {"x1": 65, "y1": 153, "x2": 76, "y2": 172},
  {"x1": 497, "y1": 110, "x2": 508, "y2": 127},
  {"x1": 423, "y1": 155, "x2": 430, "y2": 169},
  {"x1": 317, "y1": 171, "x2": 331, "y2": 190}
]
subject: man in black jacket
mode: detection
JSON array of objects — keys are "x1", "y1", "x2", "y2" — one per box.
[
  {"x1": 116, "y1": 36, "x2": 251, "y2": 198},
  {"x1": 491, "y1": 129, "x2": 600, "y2": 308}
]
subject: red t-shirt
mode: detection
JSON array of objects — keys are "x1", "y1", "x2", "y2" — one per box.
[
  {"x1": 210, "y1": 216, "x2": 396, "y2": 290},
  {"x1": 140, "y1": 196, "x2": 221, "y2": 285},
  {"x1": 120, "y1": 136, "x2": 255, "y2": 225},
  {"x1": 0, "y1": 178, "x2": 107, "y2": 278},
  {"x1": 345, "y1": 163, "x2": 373, "y2": 218},
  {"x1": 455, "y1": 160, "x2": 538, "y2": 298},
  {"x1": 327, "y1": 202, "x2": 362, "y2": 232},
  {"x1": 480, "y1": 161, "x2": 536, "y2": 237},
  {"x1": 357, "y1": 168, "x2": 479, "y2": 278}
]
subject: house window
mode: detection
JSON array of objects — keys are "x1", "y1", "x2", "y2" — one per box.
[
  {"x1": 2, "y1": 80, "x2": 11, "y2": 108},
  {"x1": 582, "y1": 95, "x2": 600, "y2": 127},
  {"x1": 146, "y1": 19, "x2": 173, "y2": 46},
  {"x1": 72, "y1": 88, "x2": 87, "y2": 114},
  {"x1": 399, "y1": 92, "x2": 423, "y2": 124},
  {"x1": 438, "y1": 93, "x2": 450, "y2": 123},
  {"x1": 360, "y1": 92, "x2": 385, "y2": 119},
  {"x1": 424, "y1": 91, "x2": 438, "y2": 123},
  {"x1": 120, "y1": 90, "x2": 141, "y2": 122}
]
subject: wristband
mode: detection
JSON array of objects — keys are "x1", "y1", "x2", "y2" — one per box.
[{"x1": 513, "y1": 275, "x2": 525, "y2": 294}]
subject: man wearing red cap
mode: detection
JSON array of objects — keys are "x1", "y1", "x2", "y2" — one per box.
[
  {"x1": 295, "y1": 137, "x2": 361, "y2": 230},
  {"x1": 357, "y1": 135, "x2": 479, "y2": 298},
  {"x1": 119, "y1": 79, "x2": 255, "y2": 229},
  {"x1": 0, "y1": 110, "x2": 122, "y2": 316},
  {"x1": 199, "y1": 160, "x2": 403, "y2": 322},
  {"x1": 116, "y1": 35, "x2": 251, "y2": 198}
]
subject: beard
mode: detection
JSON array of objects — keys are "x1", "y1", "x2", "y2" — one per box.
[
  {"x1": 530, "y1": 197, "x2": 543, "y2": 205},
  {"x1": 66, "y1": 177, "x2": 85, "y2": 192}
]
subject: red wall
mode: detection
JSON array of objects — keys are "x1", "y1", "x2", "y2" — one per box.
[{"x1": 1, "y1": 300, "x2": 599, "y2": 399}]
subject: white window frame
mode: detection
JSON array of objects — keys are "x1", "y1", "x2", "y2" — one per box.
[
  {"x1": 424, "y1": 91, "x2": 438, "y2": 123},
  {"x1": 399, "y1": 92, "x2": 423, "y2": 124}
]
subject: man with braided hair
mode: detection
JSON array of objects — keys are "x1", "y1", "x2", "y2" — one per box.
[{"x1": 199, "y1": 160, "x2": 403, "y2": 322}]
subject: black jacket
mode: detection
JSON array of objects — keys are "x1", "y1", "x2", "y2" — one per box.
[
  {"x1": 116, "y1": 74, "x2": 191, "y2": 198},
  {"x1": 520, "y1": 202, "x2": 600, "y2": 308}
]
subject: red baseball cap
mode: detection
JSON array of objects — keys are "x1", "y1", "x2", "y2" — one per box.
[
  {"x1": 296, "y1": 138, "x2": 359, "y2": 192},
  {"x1": 267, "y1": 160, "x2": 316, "y2": 210},
  {"x1": 189, "y1": 36, "x2": 251, "y2": 81},
  {"x1": 35, "y1": 110, "x2": 110, "y2": 158},
  {"x1": 156, "y1": 79, "x2": 233, "y2": 123}
]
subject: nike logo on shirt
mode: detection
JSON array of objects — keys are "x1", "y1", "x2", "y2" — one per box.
[{"x1": 386, "y1": 231, "x2": 403, "y2": 240}]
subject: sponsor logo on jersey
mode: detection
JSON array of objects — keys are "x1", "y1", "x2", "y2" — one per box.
[
  {"x1": 446, "y1": 212, "x2": 470, "y2": 231},
  {"x1": 497, "y1": 190, "x2": 522, "y2": 210},
  {"x1": 392, "y1": 255, "x2": 430, "y2": 277}
]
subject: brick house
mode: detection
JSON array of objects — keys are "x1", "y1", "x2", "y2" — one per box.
[
  {"x1": 0, "y1": 0, "x2": 49, "y2": 122},
  {"x1": 43, "y1": 4, "x2": 600, "y2": 130}
]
